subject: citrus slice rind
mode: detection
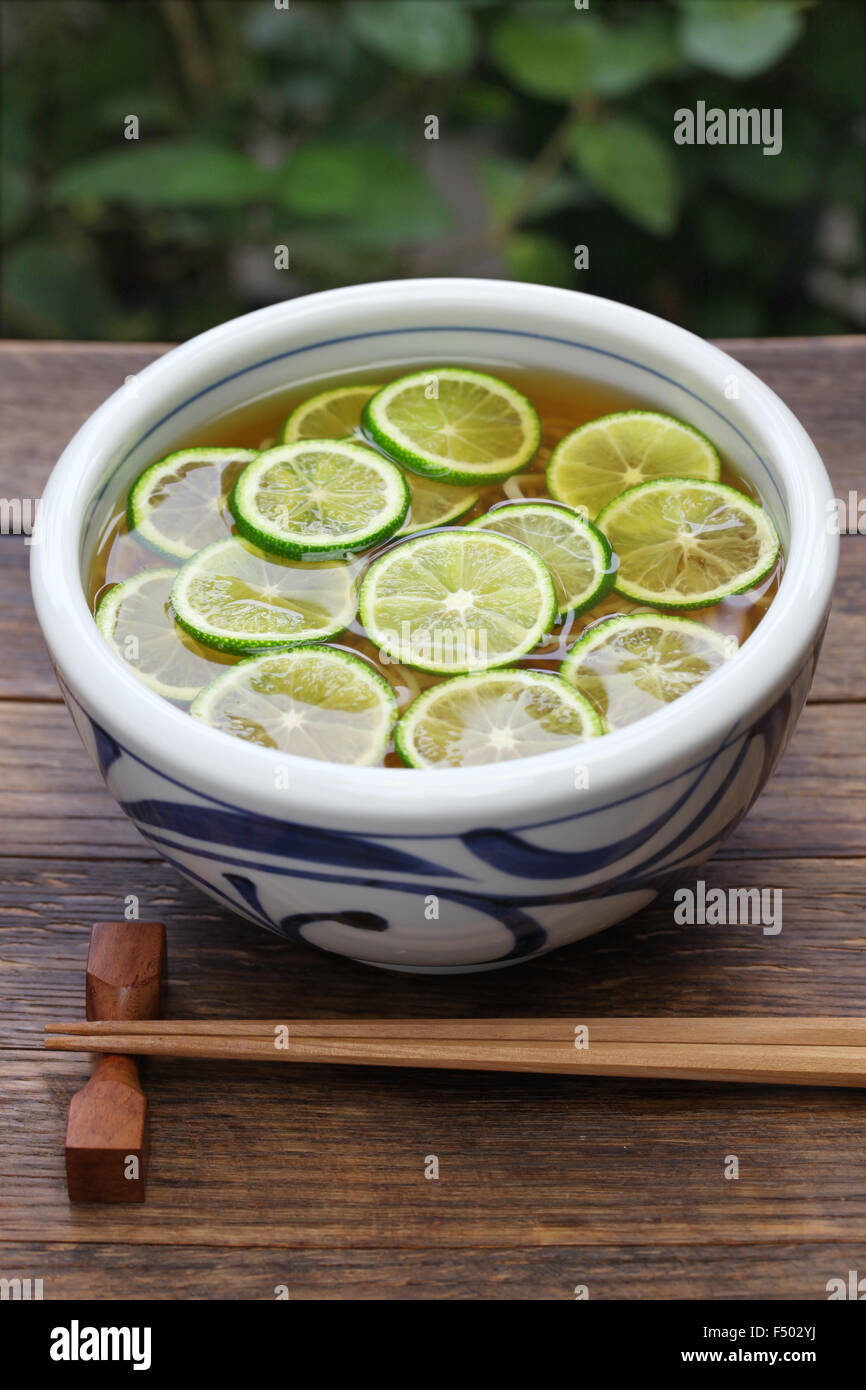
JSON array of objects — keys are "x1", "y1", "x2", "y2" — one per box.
[
  {"x1": 560, "y1": 613, "x2": 737, "y2": 732},
  {"x1": 127, "y1": 448, "x2": 259, "y2": 559},
  {"x1": 596, "y1": 477, "x2": 780, "y2": 609},
  {"x1": 230, "y1": 439, "x2": 410, "y2": 558},
  {"x1": 362, "y1": 368, "x2": 540, "y2": 484},
  {"x1": 359, "y1": 529, "x2": 557, "y2": 675},
  {"x1": 547, "y1": 411, "x2": 721, "y2": 519},
  {"x1": 280, "y1": 386, "x2": 480, "y2": 534},
  {"x1": 190, "y1": 644, "x2": 398, "y2": 766},
  {"x1": 170, "y1": 536, "x2": 357, "y2": 654},
  {"x1": 395, "y1": 669, "x2": 603, "y2": 768},
  {"x1": 95, "y1": 567, "x2": 232, "y2": 700},
  {"x1": 467, "y1": 500, "x2": 615, "y2": 618},
  {"x1": 279, "y1": 384, "x2": 382, "y2": 443}
]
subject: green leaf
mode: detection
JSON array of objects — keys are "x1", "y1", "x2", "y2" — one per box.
[
  {"x1": 51, "y1": 142, "x2": 274, "y2": 208},
  {"x1": 504, "y1": 232, "x2": 574, "y2": 288},
  {"x1": 280, "y1": 144, "x2": 372, "y2": 217},
  {"x1": 674, "y1": 1, "x2": 805, "y2": 79},
  {"x1": 490, "y1": 14, "x2": 596, "y2": 101},
  {"x1": 569, "y1": 118, "x2": 682, "y2": 236},
  {"x1": 2, "y1": 241, "x2": 116, "y2": 337},
  {"x1": 279, "y1": 142, "x2": 451, "y2": 244},
  {"x1": 347, "y1": 2, "x2": 478, "y2": 75},
  {"x1": 480, "y1": 155, "x2": 578, "y2": 224},
  {"x1": 491, "y1": 12, "x2": 681, "y2": 102},
  {"x1": 587, "y1": 17, "x2": 683, "y2": 96}
]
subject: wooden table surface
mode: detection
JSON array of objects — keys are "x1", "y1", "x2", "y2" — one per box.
[{"x1": 1, "y1": 337, "x2": 864, "y2": 1301}]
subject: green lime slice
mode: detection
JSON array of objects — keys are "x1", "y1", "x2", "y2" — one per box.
[
  {"x1": 547, "y1": 411, "x2": 720, "y2": 518},
  {"x1": 398, "y1": 474, "x2": 480, "y2": 535},
  {"x1": 596, "y1": 477, "x2": 780, "y2": 609},
  {"x1": 359, "y1": 529, "x2": 557, "y2": 675},
  {"x1": 230, "y1": 439, "x2": 409, "y2": 558},
  {"x1": 362, "y1": 368, "x2": 540, "y2": 484},
  {"x1": 95, "y1": 567, "x2": 232, "y2": 700},
  {"x1": 396, "y1": 669, "x2": 603, "y2": 768},
  {"x1": 171, "y1": 536, "x2": 357, "y2": 653},
  {"x1": 561, "y1": 614, "x2": 737, "y2": 731},
  {"x1": 279, "y1": 384, "x2": 382, "y2": 443},
  {"x1": 191, "y1": 644, "x2": 397, "y2": 766},
  {"x1": 468, "y1": 500, "x2": 614, "y2": 618},
  {"x1": 127, "y1": 448, "x2": 258, "y2": 559}
]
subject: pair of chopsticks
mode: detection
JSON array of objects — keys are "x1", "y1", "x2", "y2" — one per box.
[{"x1": 45, "y1": 1016, "x2": 866, "y2": 1087}]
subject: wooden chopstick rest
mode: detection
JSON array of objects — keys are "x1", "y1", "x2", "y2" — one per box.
[{"x1": 64, "y1": 922, "x2": 166, "y2": 1204}]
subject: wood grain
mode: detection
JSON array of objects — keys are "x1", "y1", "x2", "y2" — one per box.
[
  {"x1": 4, "y1": 1050, "x2": 866, "y2": 1249},
  {"x1": 1, "y1": 1240, "x2": 863, "y2": 1300},
  {"x1": 1, "y1": 336, "x2": 864, "y2": 1299},
  {"x1": 63, "y1": 923, "x2": 166, "y2": 1204}
]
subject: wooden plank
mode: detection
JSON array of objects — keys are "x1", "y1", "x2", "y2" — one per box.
[
  {"x1": 3, "y1": 1050, "x2": 865, "y2": 1248},
  {"x1": 718, "y1": 336, "x2": 865, "y2": 501},
  {"x1": 0, "y1": 342, "x2": 168, "y2": 499},
  {"x1": 0, "y1": 701, "x2": 862, "y2": 860},
  {"x1": 813, "y1": 540, "x2": 866, "y2": 702},
  {"x1": 0, "y1": 539, "x2": 57, "y2": 700},
  {"x1": 2, "y1": 855, "x2": 864, "y2": 1249},
  {"x1": 0, "y1": 1239, "x2": 862, "y2": 1300}
]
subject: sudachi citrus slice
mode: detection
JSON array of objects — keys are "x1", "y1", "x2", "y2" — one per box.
[
  {"x1": 396, "y1": 669, "x2": 602, "y2": 768},
  {"x1": 191, "y1": 644, "x2": 397, "y2": 765}
]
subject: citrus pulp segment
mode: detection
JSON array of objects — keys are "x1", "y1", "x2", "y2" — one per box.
[
  {"x1": 230, "y1": 439, "x2": 409, "y2": 558},
  {"x1": 127, "y1": 448, "x2": 258, "y2": 559},
  {"x1": 359, "y1": 529, "x2": 557, "y2": 675},
  {"x1": 560, "y1": 613, "x2": 737, "y2": 731},
  {"x1": 95, "y1": 567, "x2": 231, "y2": 699},
  {"x1": 596, "y1": 477, "x2": 780, "y2": 609},
  {"x1": 279, "y1": 384, "x2": 382, "y2": 443},
  {"x1": 362, "y1": 368, "x2": 540, "y2": 484},
  {"x1": 395, "y1": 669, "x2": 603, "y2": 768},
  {"x1": 547, "y1": 411, "x2": 720, "y2": 518},
  {"x1": 191, "y1": 644, "x2": 398, "y2": 765},
  {"x1": 468, "y1": 500, "x2": 614, "y2": 617},
  {"x1": 170, "y1": 536, "x2": 357, "y2": 653}
]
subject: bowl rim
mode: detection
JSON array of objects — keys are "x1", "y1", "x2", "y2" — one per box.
[{"x1": 30, "y1": 279, "x2": 837, "y2": 828}]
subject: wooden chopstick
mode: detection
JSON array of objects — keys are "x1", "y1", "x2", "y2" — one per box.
[
  {"x1": 44, "y1": 1019, "x2": 866, "y2": 1088},
  {"x1": 46, "y1": 1016, "x2": 866, "y2": 1045}
]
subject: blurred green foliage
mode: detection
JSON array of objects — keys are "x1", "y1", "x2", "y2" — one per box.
[{"x1": 1, "y1": 0, "x2": 863, "y2": 341}]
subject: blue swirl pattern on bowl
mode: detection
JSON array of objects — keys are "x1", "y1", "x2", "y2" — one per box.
[{"x1": 62, "y1": 643, "x2": 819, "y2": 972}]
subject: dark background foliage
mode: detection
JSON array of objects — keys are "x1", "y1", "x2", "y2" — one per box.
[{"x1": 1, "y1": 0, "x2": 863, "y2": 341}]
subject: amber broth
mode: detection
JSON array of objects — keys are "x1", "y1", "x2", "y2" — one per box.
[{"x1": 88, "y1": 364, "x2": 783, "y2": 768}]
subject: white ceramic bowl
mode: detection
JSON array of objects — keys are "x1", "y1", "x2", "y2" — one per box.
[{"x1": 31, "y1": 280, "x2": 837, "y2": 972}]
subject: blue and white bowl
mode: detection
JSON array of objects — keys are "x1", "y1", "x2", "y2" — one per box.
[{"x1": 31, "y1": 280, "x2": 837, "y2": 972}]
